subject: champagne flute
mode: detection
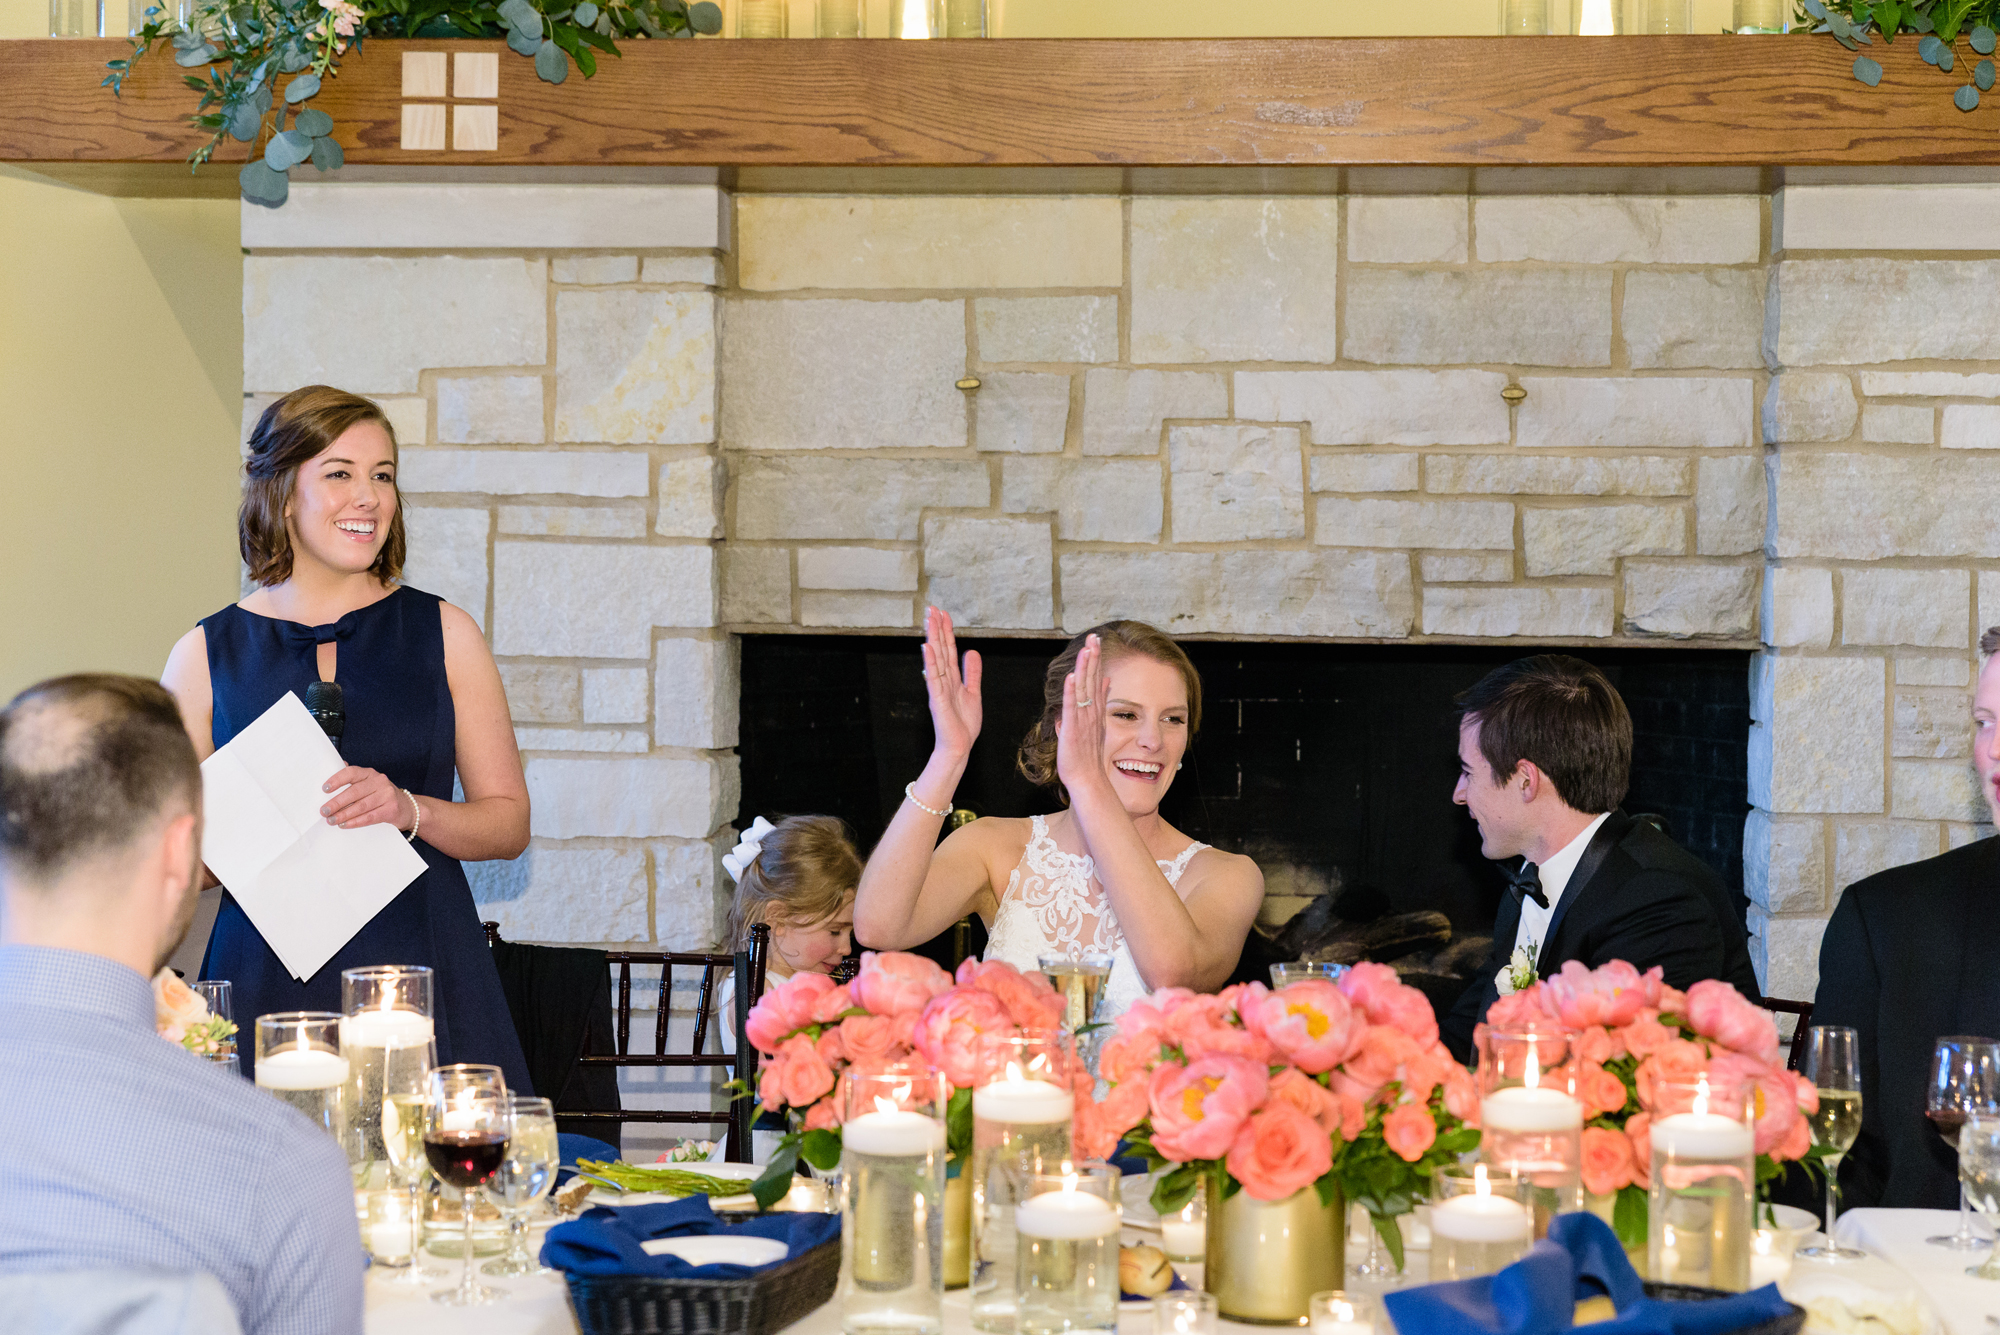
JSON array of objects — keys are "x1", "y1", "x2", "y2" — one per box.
[
  {"x1": 483, "y1": 1096, "x2": 559, "y2": 1278},
  {"x1": 1960, "y1": 1114, "x2": 2000, "y2": 1279},
  {"x1": 380, "y1": 1088, "x2": 448, "y2": 1282},
  {"x1": 1927, "y1": 1036, "x2": 2000, "y2": 1250},
  {"x1": 425, "y1": 1064, "x2": 510, "y2": 1306},
  {"x1": 1796, "y1": 1025, "x2": 1864, "y2": 1262}
]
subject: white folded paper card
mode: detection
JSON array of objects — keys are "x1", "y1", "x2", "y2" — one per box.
[{"x1": 198, "y1": 691, "x2": 427, "y2": 982}]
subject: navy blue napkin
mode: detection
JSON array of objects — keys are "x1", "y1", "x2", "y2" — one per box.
[
  {"x1": 1383, "y1": 1213, "x2": 1794, "y2": 1335},
  {"x1": 541, "y1": 1195, "x2": 840, "y2": 1279}
]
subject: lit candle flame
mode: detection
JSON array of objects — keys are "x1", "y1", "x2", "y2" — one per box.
[
  {"x1": 874, "y1": 1095, "x2": 900, "y2": 1117},
  {"x1": 1005, "y1": 1061, "x2": 1025, "y2": 1084},
  {"x1": 1524, "y1": 1043, "x2": 1541, "y2": 1090},
  {"x1": 1577, "y1": 0, "x2": 1614, "y2": 32},
  {"x1": 1473, "y1": 1163, "x2": 1491, "y2": 1198},
  {"x1": 1693, "y1": 1074, "x2": 1710, "y2": 1118}
]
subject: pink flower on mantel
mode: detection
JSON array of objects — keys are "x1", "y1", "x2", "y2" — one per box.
[
  {"x1": 319, "y1": 0, "x2": 362, "y2": 36},
  {"x1": 743, "y1": 971, "x2": 838, "y2": 1054},
  {"x1": 849, "y1": 951, "x2": 952, "y2": 1018},
  {"x1": 1241, "y1": 979, "x2": 1365, "y2": 1074},
  {"x1": 1543, "y1": 960, "x2": 1649, "y2": 1030},
  {"x1": 1226, "y1": 1101, "x2": 1333, "y2": 1201},
  {"x1": 1338, "y1": 962, "x2": 1440, "y2": 1046},
  {"x1": 1381, "y1": 1101, "x2": 1438, "y2": 1163},
  {"x1": 1148, "y1": 1055, "x2": 1270, "y2": 1162},
  {"x1": 1684, "y1": 979, "x2": 1781, "y2": 1066}
]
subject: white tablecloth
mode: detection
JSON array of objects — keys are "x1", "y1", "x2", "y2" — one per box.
[{"x1": 1806, "y1": 1208, "x2": 2000, "y2": 1335}]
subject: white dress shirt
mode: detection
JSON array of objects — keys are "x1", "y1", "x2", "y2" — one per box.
[{"x1": 1511, "y1": 811, "x2": 1612, "y2": 961}]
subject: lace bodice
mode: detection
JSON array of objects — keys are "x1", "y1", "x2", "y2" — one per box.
[{"x1": 985, "y1": 814, "x2": 1207, "y2": 1024}]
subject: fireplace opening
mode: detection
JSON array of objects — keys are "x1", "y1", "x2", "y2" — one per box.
[{"x1": 736, "y1": 635, "x2": 1751, "y2": 1008}]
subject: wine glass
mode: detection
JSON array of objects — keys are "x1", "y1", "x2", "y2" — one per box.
[
  {"x1": 1796, "y1": 1025, "x2": 1864, "y2": 1262},
  {"x1": 380, "y1": 1084, "x2": 448, "y2": 1282},
  {"x1": 1926, "y1": 1036, "x2": 2000, "y2": 1250},
  {"x1": 1960, "y1": 1114, "x2": 2000, "y2": 1279},
  {"x1": 483, "y1": 1096, "x2": 559, "y2": 1278},
  {"x1": 425, "y1": 1064, "x2": 510, "y2": 1306}
]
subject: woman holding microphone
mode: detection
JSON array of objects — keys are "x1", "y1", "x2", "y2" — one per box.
[{"x1": 162, "y1": 385, "x2": 531, "y2": 1089}]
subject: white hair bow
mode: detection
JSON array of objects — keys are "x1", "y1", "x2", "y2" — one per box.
[{"x1": 722, "y1": 816, "x2": 778, "y2": 884}]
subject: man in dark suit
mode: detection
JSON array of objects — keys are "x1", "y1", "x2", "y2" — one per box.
[
  {"x1": 1813, "y1": 629, "x2": 2000, "y2": 1210},
  {"x1": 1440, "y1": 656, "x2": 1760, "y2": 1063}
]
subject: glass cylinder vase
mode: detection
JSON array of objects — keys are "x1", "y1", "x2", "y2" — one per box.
[
  {"x1": 1647, "y1": 1076, "x2": 1755, "y2": 1292},
  {"x1": 736, "y1": 0, "x2": 787, "y2": 37},
  {"x1": 1477, "y1": 1028, "x2": 1583, "y2": 1233},
  {"x1": 814, "y1": 0, "x2": 863, "y2": 35},
  {"x1": 340, "y1": 966, "x2": 436, "y2": 1175},
  {"x1": 1014, "y1": 1164, "x2": 1120, "y2": 1335},
  {"x1": 255, "y1": 1011, "x2": 350, "y2": 1145},
  {"x1": 1430, "y1": 1165, "x2": 1533, "y2": 1281},
  {"x1": 839, "y1": 1062, "x2": 950, "y2": 1335},
  {"x1": 1205, "y1": 1176, "x2": 1345, "y2": 1324},
  {"x1": 971, "y1": 1031, "x2": 1076, "y2": 1333}
]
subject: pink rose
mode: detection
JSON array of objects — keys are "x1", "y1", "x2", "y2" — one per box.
[
  {"x1": 803, "y1": 1098, "x2": 840, "y2": 1131},
  {"x1": 1654, "y1": 984, "x2": 1689, "y2": 1015},
  {"x1": 1684, "y1": 979, "x2": 1781, "y2": 1066},
  {"x1": 851, "y1": 952, "x2": 953, "y2": 1017},
  {"x1": 1484, "y1": 985, "x2": 1556, "y2": 1033},
  {"x1": 1544, "y1": 960, "x2": 1649, "y2": 1030},
  {"x1": 1226, "y1": 1102, "x2": 1333, "y2": 1201},
  {"x1": 1242, "y1": 980, "x2": 1364, "y2": 1074},
  {"x1": 809, "y1": 984, "x2": 857, "y2": 1025},
  {"x1": 1773, "y1": 1115, "x2": 1811, "y2": 1161},
  {"x1": 1339, "y1": 1026, "x2": 1423, "y2": 1102},
  {"x1": 1638, "y1": 966, "x2": 1668, "y2": 1006},
  {"x1": 840, "y1": 1013, "x2": 900, "y2": 1062},
  {"x1": 1580, "y1": 1126, "x2": 1637, "y2": 1197},
  {"x1": 1268, "y1": 1068, "x2": 1345, "y2": 1138},
  {"x1": 1074, "y1": 1080, "x2": 1151, "y2": 1160},
  {"x1": 1337, "y1": 963, "x2": 1439, "y2": 1045},
  {"x1": 911, "y1": 988, "x2": 1015, "y2": 1089},
  {"x1": 815, "y1": 1028, "x2": 845, "y2": 1065},
  {"x1": 1709, "y1": 1051, "x2": 1807, "y2": 1159},
  {"x1": 1099, "y1": 1030, "x2": 1165, "y2": 1087},
  {"x1": 1442, "y1": 1064, "x2": 1480, "y2": 1128},
  {"x1": 744, "y1": 971, "x2": 838, "y2": 1054},
  {"x1": 1572, "y1": 1025, "x2": 1624, "y2": 1067},
  {"x1": 1625, "y1": 1112, "x2": 1652, "y2": 1187},
  {"x1": 1334, "y1": 1089, "x2": 1369, "y2": 1141},
  {"x1": 1380, "y1": 1102, "x2": 1438, "y2": 1163},
  {"x1": 1575, "y1": 1061, "x2": 1632, "y2": 1120},
  {"x1": 958, "y1": 959, "x2": 1067, "y2": 1030},
  {"x1": 1633, "y1": 1039, "x2": 1710, "y2": 1113},
  {"x1": 1166, "y1": 995, "x2": 1274, "y2": 1066},
  {"x1": 1148, "y1": 1055, "x2": 1269, "y2": 1162},
  {"x1": 1619, "y1": 1012, "x2": 1676, "y2": 1060},
  {"x1": 777, "y1": 1033, "x2": 835, "y2": 1107}
]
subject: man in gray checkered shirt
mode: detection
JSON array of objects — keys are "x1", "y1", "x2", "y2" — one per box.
[{"x1": 0, "y1": 674, "x2": 364, "y2": 1334}]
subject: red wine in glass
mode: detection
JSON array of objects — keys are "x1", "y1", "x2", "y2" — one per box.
[{"x1": 425, "y1": 1131, "x2": 509, "y2": 1189}]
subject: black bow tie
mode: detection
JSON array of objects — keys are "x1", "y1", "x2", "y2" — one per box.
[{"x1": 1503, "y1": 859, "x2": 1549, "y2": 910}]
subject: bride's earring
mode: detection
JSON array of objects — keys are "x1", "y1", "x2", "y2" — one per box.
[{"x1": 1176, "y1": 763, "x2": 1183, "y2": 771}]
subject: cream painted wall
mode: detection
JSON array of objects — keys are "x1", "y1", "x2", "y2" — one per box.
[{"x1": 0, "y1": 171, "x2": 243, "y2": 699}]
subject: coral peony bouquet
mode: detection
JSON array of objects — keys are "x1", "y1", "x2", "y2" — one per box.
[
  {"x1": 1478, "y1": 959, "x2": 1821, "y2": 1247},
  {"x1": 1090, "y1": 963, "x2": 1480, "y2": 1267},
  {"x1": 739, "y1": 951, "x2": 1110, "y2": 1207}
]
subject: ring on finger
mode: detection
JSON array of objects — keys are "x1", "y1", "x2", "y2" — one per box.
[{"x1": 1076, "y1": 697, "x2": 1093, "y2": 707}]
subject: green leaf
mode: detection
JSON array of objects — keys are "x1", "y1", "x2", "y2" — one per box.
[
  {"x1": 1312, "y1": 1167, "x2": 1342, "y2": 1211},
  {"x1": 574, "y1": 1, "x2": 597, "y2": 22},
  {"x1": 1370, "y1": 1212, "x2": 1405, "y2": 1272},
  {"x1": 264, "y1": 127, "x2": 312, "y2": 169},
  {"x1": 534, "y1": 37, "x2": 569, "y2": 81},
  {"x1": 1854, "y1": 53, "x2": 1885, "y2": 82},
  {"x1": 310, "y1": 134, "x2": 343, "y2": 170},
  {"x1": 1943, "y1": 45, "x2": 1957, "y2": 68},
  {"x1": 507, "y1": 22, "x2": 541, "y2": 52},
  {"x1": 173, "y1": 44, "x2": 215, "y2": 66},
  {"x1": 228, "y1": 104, "x2": 261, "y2": 140},
  {"x1": 750, "y1": 1137, "x2": 801, "y2": 1210},
  {"x1": 239, "y1": 159, "x2": 289, "y2": 203},
  {"x1": 1612, "y1": 1184, "x2": 1649, "y2": 1249},
  {"x1": 1149, "y1": 1164, "x2": 1205, "y2": 1217},
  {"x1": 497, "y1": 0, "x2": 540, "y2": 25},
  {"x1": 1978, "y1": 56, "x2": 1994, "y2": 86},
  {"x1": 1975, "y1": 21, "x2": 1996, "y2": 48},
  {"x1": 689, "y1": 0, "x2": 721, "y2": 30},
  {"x1": 800, "y1": 1127, "x2": 842, "y2": 1172},
  {"x1": 1921, "y1": 30, "x2": 1945, "y2": 58},
  {"x1": 574, "y1": 44, "x2": 596, "y2": 76},
  {"x1": 945, "y1": 1087, "x2": 972, "y2": 1166},
  {"x1": 293, "y1": 107, "x2": 332, "y2": 136},
  {"x1": 1958, "y1": 81, "x2": 1982, "y2": 107},
  {"x1": 1910, "y1": 9, "x2": 1935, "y2": 29},
  {"x1": 284, "y1": 71, "x2": 320, "y2": 102}
]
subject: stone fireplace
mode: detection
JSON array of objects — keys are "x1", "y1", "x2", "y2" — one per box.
[{"x1": 240, "y1": 172, "x2": 2000, "y2": 1135}]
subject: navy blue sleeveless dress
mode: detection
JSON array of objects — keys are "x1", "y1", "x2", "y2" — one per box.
[{"x1": 197, "y1": 586, "x2": 533, "y2": 1094}]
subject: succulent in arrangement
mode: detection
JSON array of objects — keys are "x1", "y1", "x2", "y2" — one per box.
[
  {"x1": 102, "y1": 0, "x2": 723, "y2": 206},
  {"x1": 1798, "y1": 0, "x2": 1998, "y2": 110}
]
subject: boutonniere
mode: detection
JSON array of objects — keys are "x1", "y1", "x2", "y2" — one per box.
[{"x1": 1495, "y1": 942, "x2": 1538, "y2": 996}]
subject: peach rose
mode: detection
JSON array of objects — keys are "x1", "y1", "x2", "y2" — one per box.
[
  {"x1": 840, "y1": 1013, "x2": 900, "y2": 1062},
  {"x1": 758, "y1": 1032, "x2": 836, "y2": 1110},
  {"x1": 1149, "y1": 1055, "x2": 1269, "y2": 1162},
  {"x1": 815, "y1": 1027, "x2": 845, "y2": 1065},
  {"x1": 803, "y1": 1098, "x2": 840, "y2": 1131},
  {"x1": 1381, "y1": 1102, "x2": 1438, "y2": 1162},
  {"x1": 850, "y1": 951, "x2": 953, "y2": 1017},
  {"x1": 1166, "y1": 995, "x2": 1274, "y2": 1066},
  {"x1": 1633, "y1": 1039, "x2": 1710, "y2": 1113},
  {"x1": 1575, "y1": 1061, "x2": 1632, "y2": 1120},
  {"x1": 1339, "y1": 1025, "x2": 1424, "y2": 1103},
  {"x1": 1226, "y1": 1102, "x2": 1333, "y2": 1201},
  {"x1": 1580, "y1": 1126, "x2": 1637, "y2": 1197},
  {"x1": 809, "y1": 984, "x2": 857, "y2": 1025},
  {"x1": 1268, "y1": 1068, "x2": 1345, "y2": 1138},
  {"x1": 1334, "y1": 1089, "x2": 1369, "y2": 1141},
  {"x1": 153, "y1": 969, "x2": 205, "y2": 1044},
  {"x1": 911, "y1": 988, "x2": 1015, "y2": 1089},
  {"x1": 1684, "y1": 979, "x2": 1780, "y2": 1066},
  {"x1": 1625, "y1": 1112, "x2": 1652, "y2": 1187},
  {"x1": 1619, "y1": 1012, "x2": 1677, "y2": 1060},
  {"x1": 744, "y1": 971, "x2": 839, "y2": 1053},
  {"x1": 958, "y1": 959, "x2": 1067, "y2": 1030},
  {"x1": 1572, "y1": 1025, "x2": 1624, "y2": 1067},
  {"x1": 1075, "y1": 1080, "x2": 1150, "y2": 1160},
  {"x1": 1442, "y1": 1064, "x2": 1480, "y2": 1128},
  {"x1": 1242, "y1": 980, "x2": 1365, "y2": 1074},
  {"x1": 1337, "y1": 962, "x2": 1439, "y2": 1045},
  {"x1": 1544, "y1": 960, "x2": 1649, "y2": 1030},
  {"x1": 1099, "y1": 1030, "x2": 1165, "y2": 1087},
  {"x1": 1484, "y1": 985, "x2": 1557, "y2": 1032}
]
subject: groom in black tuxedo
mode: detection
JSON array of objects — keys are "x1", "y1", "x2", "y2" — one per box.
[
  {"x1": 1812, "y1": 629, "x2": 2000, "y2": 1210},
  {"x1": 1439, "y1": 656, "x2": 1759, "y2": 1064}
]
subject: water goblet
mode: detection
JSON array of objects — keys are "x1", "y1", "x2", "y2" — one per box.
[
  {"x1": 1796, "y1": 1026, "x2": 1865, "y2": 1263},
  {"x1": 1927, "y1": 1036, "x2": 2000, "y2": 1250},
  {"x1": 483, "y1": 1096, "x2": 559, "y2": 1277},
  {"x1": 426, "y1": 1064, "x2": 510, "y2": 1306},
  {"x1": 1960, "y1": 1114, "x2": 2000, "y2": 1279}
]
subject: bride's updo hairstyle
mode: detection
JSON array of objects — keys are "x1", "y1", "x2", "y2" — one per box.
[
  {"x1": 239, "y1": 385, "x2": 407, "y2": 587},
  {"x1": 1017, "y1": 620, "x2": 1203, "y2": 804}
]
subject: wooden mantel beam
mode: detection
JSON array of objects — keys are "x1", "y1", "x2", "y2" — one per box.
[{"x1": 4, "y1": 34, "x2": 1999, "y2": 175}]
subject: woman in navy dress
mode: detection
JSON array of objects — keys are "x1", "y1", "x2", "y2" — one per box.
[{"x1": 163, "y1": 385, "x2": 532, "y2": 1092}]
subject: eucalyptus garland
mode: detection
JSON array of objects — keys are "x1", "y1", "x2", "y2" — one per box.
[
  {"x1": 1800, "y1": 0, "x2": 2000, "y2": 110},
  {"x1": 103, "y1": 0, "x2": 722, "y2": 206}
]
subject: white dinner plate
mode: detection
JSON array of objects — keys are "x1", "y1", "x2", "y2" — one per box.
[{"x1": 639, "y1": 1235, "x2": 790, "y2": 1267}]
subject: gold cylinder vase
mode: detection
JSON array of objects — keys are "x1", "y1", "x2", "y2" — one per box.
[
  {"x1": 944, "y1": 1170, "x2": 972, "y2": 1288},
  {"x1": 1204, "y1": 1177, "x2": 1345, "y2": 1325}
]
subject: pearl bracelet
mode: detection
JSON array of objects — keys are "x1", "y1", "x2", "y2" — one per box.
[
  {"x1": 402, "y1": 788, "x2": 421, "y2": 844},
  {"x1": 903, "y1": 781, "x2": 951, "y2": 818}
]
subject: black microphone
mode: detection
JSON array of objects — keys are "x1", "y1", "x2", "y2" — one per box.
[{"x1": 304, "y1": 681, "x2": 345, "y2": 748}]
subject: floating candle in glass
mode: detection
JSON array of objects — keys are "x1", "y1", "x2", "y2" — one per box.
[
  {"x1": 1430, "y1": 1164, "x2": 1533, "y2": 1280},
  {"x1": 970, "y1": 1032, "x2": 1075, "y2": 1333},
  {"x1": 1478, "y1": 1031, "x2": 1583, "y2": 1232},
  {"x1": 255, "y1": 1012, "x2": 350, "y2": 1144},
  {"x1": 839, "y1": 1063, "x2": 950, "y2": 1335},
  {"x1": 1307, "y1": 1290, "x2": 1376, "y2": 1335},
  {"x1": 341, "y1": 966, "x2": 436, "y2": 1173},
  {"x1": 1014, "y1": 1165, "x2": 1120, "y2": 1335},
  {"x1": 1648, "y1": 1074, "x2": 1755, "y2": 1292}
]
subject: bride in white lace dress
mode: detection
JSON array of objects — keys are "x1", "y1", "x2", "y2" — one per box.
[{"x1": 852, "y1": 609, "x2": 1264, "y2": 1025}]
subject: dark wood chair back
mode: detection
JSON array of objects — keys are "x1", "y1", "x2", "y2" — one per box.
[
  {"x1": 485, "y1": 921, "x2": 769, "y2": 1161},
  {"x1": 1763, "y1": 996, "x2": 1814, "y2": 1072}
]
